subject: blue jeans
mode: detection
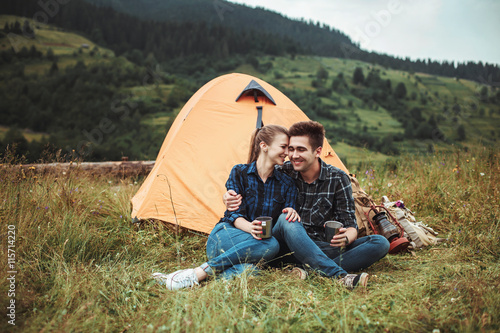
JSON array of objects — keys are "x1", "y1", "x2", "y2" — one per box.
[
  {"x1": 271, "y1": 214, "x2": 390, "y2": 277},
  {"x1": 204, "y1": 222, "x2": 280, "y2": 279}
]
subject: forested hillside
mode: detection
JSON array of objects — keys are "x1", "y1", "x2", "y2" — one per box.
[
  {"x1": 85, "y1": 0, "x2": 354, "y2": 58},
  {"x1": 2, "y1": 0, "x2": 499, "y2": 83},
  {"x1": 83, "y1": 0, "x2": 500, "y2": 85},
  {"x1": 0, "y1": 0, "x2": 499, "y2": 164},
  {"x1": 1, "y1": 0, "x2": 299, "y2": 70}
]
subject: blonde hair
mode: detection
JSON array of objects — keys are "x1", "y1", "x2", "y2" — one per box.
[{"x1": 247, "y1": 125, "x2": 289, "y2": 164}]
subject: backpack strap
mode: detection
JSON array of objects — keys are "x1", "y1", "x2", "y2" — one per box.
[{"x1": 349, "y1": 174, "x2": 377, "y2": 237}]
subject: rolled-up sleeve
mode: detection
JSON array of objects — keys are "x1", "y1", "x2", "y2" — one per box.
[{"x1": 331, "y1": 173, "x2": 357, "y2": 230}]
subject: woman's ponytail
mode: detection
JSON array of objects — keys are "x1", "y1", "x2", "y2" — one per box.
[{"x1": 247, "y1": 125, "x2": 289, "y2": 164}]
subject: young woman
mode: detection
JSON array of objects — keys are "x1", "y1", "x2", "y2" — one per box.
[{"x1": 152, "y1": 125, "x2": 300, "y2": 290}]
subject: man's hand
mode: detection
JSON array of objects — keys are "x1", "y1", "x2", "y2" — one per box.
[
  {"x1": 223, "y1": 190, "x2": 242, "y2": 211},
  {"x1": 282, "y1": 207, "x2": 301, "y2": 222},
  {"x1": 330, "y1": 227, "x2": 357, "y2": 248}
]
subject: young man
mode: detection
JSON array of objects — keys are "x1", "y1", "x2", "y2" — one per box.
[{"x1": 224, "y1": 121, "x2": 390, "y2": 289}]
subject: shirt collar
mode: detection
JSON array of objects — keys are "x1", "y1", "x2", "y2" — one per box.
[
  {"x1": 248, "y1": 161, "x2": 278, "y2": 180},
  {"x1": 317, "y1": 158, "x2": 328, "y2": 181},
  {"x1": 286, "y1": 159, "x2": 327, "y2": 183}
]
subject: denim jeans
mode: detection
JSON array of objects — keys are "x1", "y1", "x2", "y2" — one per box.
[
  {"x1": 204, "y1": 222, "x2": 280, "y2": 279},
  {"x1": 271, "y1": 214, "x2": 390, "y2": 277}
]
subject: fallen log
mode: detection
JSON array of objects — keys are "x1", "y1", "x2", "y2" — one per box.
[{"x1": 12, "y1": 160, "x2": 155, "y2": 177}]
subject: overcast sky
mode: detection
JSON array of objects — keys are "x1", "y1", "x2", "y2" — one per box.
[{"x1": 227, "y1": 0, "x2": 500, "y2": 66}]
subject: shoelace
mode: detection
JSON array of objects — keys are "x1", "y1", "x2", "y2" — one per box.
[{"x1": 172, "y1": 272, "x2": 199, "y2": 288}]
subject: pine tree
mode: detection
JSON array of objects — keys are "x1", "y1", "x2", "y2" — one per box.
[
  {"x1": 46, "y1": 48, "x2": 55, "y2": 61},
  {"x1": 316, "y1": 66, "x2": 328, "y2": 82},
  {"x1": 22, "y1": 20, "x2": 35, "y2": 38},
  {"x1": 353, "y1": 67, "x2": 364, "y2": 85},
  {"x1": 49, "y1": 61, "x2": 59, "y2": 76},
  {"x1": 11, "y1": 21, "x2": 22, "y2": 34},
  {"x1": 457, "y1": 125, "x2": 466, "y2": 141},
  {"x1": 394, "y1": 82, "x2": 407, "y2": 99}
]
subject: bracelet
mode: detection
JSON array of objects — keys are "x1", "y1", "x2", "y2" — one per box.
[{"x1": 345, "y1": 235, "x2": 350, "y2": 246}]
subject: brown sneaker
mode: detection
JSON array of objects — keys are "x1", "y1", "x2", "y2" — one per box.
[{"x1": 338, "y1": 273, "x2": 369, "y2": 290}]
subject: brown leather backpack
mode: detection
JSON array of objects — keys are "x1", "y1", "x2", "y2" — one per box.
[{"x1": 349, "y1": 174, "x2": 377, "y2": 238}]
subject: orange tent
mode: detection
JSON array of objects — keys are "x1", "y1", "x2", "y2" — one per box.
[{"x1": 131, "y1": 73, "x2": 347, "y2": 234}]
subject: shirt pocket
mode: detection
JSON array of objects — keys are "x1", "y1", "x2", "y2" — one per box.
[
  {"x1": 244, "y1": 188, "x2": 257, "y2": 213},
  {"x1": 296, "y1": 192, "x2": 306, "y2": 210},
  {"x1": 271, "y1": 195, "x2": 285, "y2": 220},
  {"x1": 310, "y1": 196, "x2": 333, "y2": 225}
]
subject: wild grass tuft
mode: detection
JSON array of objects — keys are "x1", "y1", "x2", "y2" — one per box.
[{"x1": 1, "y1": 147, "x2": 499, "y2": 332}]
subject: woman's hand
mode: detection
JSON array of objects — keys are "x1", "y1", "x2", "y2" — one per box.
[
  {"x1": 234, "y1": 217, "x2": 263, "y2": 240},
  {"x1": 249, "y1": 220, "x2": 264, "y2": 240},
  {"x1": 282, "y1": 207, "x2": 301, "y2": 222}
]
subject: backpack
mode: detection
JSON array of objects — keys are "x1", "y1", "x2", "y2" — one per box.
[
  {"x1": 349, "y1": 174, "x2": 377, "y2": 238},
  {"x1": 350, "y1": 174, "x2": 444, "y2": 249},
  {"x1": 381, "y1": 197, "x2": 445, "y2": 249}
]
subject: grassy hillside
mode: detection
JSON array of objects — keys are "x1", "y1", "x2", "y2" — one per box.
[
  {"x1": 0, "y1": 15, "x2": 171, "y2": 161},
  {"x1": 141, "y1": 54, "x2": 499, "y2": 165},
  {"x1": 1, "y1": 15, "x2": 499, "y2": 166},
  {"x1": 234, "y1": 55, "x2": 499, "y2": 144},
  {"x1": 1, "y1": 147, "x2": 498, "y2": 332},
  {"x1": 0, "y1": 15, "x2": 114, "y2": 75}
]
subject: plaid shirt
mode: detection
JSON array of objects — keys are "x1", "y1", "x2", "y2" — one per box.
[
  {"x1": 221, "y1": 162, "x2": 297, "y2": 224},
  {"x1": 280, "y1": 159, "x2": 357, "y2": 241}
]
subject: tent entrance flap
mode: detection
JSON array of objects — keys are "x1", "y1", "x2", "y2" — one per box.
[
  {"x1": 256, "y1": 106, "x2": 263, "y2": 128},
  {"x1": 235, "y1": 80, "x2": 276, "y2": 105}
]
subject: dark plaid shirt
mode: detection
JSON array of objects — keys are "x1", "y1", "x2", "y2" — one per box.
[
  {"x1": 221, "y1": 162, "x2": 297, "y2": 224},
  {"x1": 280, "y1": 159, "x2": 357, "y2": 241}
]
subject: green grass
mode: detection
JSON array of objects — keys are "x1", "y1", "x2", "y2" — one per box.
[
  {"x1": 0, "y1": 15, "x2": 113, "y2": 56},
  {"x1": 22, "y1": 53, "x2": 114, "y2": 76},
  {"x1": 332, "y1": 142, "x2": 392, "y2": 168},
  {"x1": 1, "y1": 14, "x2": 115, "y2": 75},
  {"x1": 1, "y1": 147, "x2": 498, "y2": 332}
]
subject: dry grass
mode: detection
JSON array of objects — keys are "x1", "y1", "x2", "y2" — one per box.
[{"x1": 0, "y1": 146, "x2": 498, "y2": 332}]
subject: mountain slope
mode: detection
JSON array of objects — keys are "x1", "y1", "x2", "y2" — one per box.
[
  {"x1": 84, "y1": 0, "x2": 500, "y2": 85},
  {"x1": 85, "y1": 0, "x2": 359, "y2": 57},
  {"x1": 1, "y1": 11, "x2": 498, "y2": 164}
]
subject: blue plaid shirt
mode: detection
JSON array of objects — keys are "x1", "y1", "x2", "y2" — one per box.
[{"x1": 221, "y1": 162, "x2": 297, "y2": 224}]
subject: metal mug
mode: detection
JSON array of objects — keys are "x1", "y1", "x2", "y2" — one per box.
[
  {"x1": 324, "y1": 221, "x2": 343, "y2": 242},
  {"x1": 256, "y1": 216, "x2": 273, "y2": 239}
]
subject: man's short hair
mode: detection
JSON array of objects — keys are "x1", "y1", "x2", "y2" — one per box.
[{"x1": 289, "y1": 121, "x2": 325, "y2": 150}]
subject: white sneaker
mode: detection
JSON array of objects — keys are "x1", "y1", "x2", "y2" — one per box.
[{"x1": 152, "y1": 269, "x2": 199, "y2": 290}]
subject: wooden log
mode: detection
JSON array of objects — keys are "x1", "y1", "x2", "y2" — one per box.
[{"x1": 14, "y1": 160, "x2": 155, "y2": 177}]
